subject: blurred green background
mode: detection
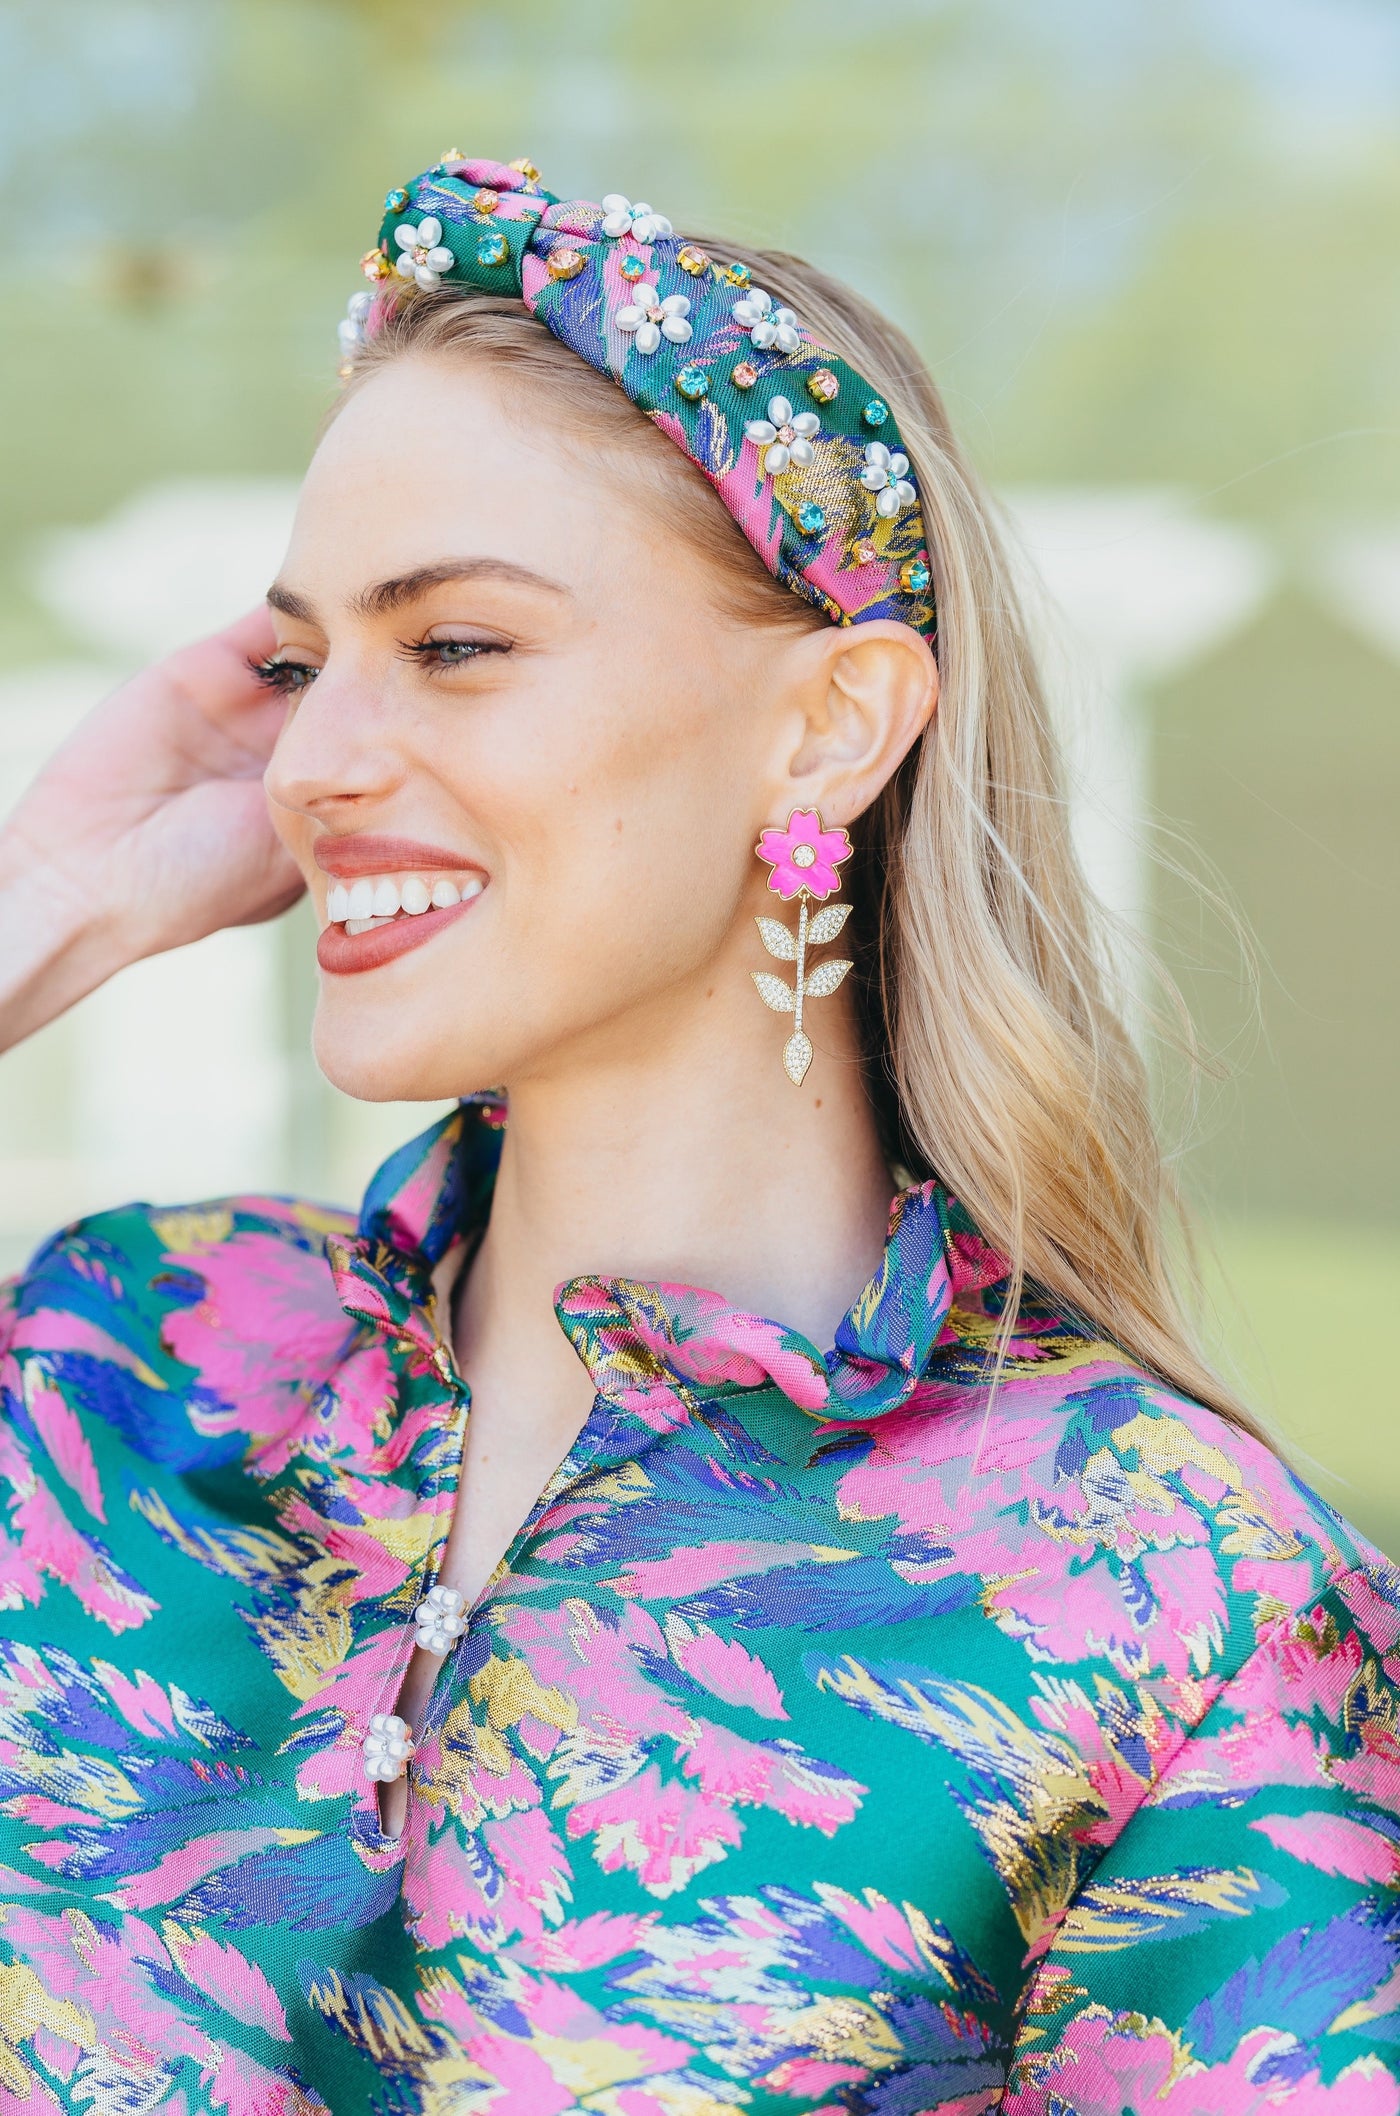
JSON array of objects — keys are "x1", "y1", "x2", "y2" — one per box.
[{"x1": 0, "y1": 0, "x2": 1396, "y2": 1545}]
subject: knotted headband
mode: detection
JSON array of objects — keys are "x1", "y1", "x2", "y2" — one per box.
[{"x1": 343, "y1": 155, "x2": 936, "y2": 640}]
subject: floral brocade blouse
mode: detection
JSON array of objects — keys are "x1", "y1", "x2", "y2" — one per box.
[{"x1": 4, "y1": 1100, "x2": 1400, "y2": 2116}]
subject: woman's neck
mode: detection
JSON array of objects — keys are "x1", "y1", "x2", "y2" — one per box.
[{"x1": 450, "y1": 975, "x2": 895, "y2": 1427}]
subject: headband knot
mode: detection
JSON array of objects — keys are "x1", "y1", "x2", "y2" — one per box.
[{"x1": 348, "y1": 156, "x2": 935, "y2": 638}]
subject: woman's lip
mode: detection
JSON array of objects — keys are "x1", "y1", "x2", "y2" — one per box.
[
  {"x1": 314, "y1": 833, "x2": 481, "y2": 879},
  {"x1": 316, "y1": 895, "x2": 478, "y2": 975}
]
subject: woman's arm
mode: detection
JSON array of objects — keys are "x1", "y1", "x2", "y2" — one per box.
[{"x1": 0, "y1": 607, "x2": 303, "y2": 1052}]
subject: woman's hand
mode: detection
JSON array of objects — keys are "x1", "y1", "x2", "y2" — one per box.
[{"x1": 0, "y1": 607, "x2": 304, "y2": 1051}]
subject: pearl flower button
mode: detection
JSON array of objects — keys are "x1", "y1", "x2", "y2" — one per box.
[
  {"x1": 413, "y1": 1584, "x2": 468, "y2": 1655},
  {"x1": 362, "y1": 1712, "x2": 414, "y2": 1784}
]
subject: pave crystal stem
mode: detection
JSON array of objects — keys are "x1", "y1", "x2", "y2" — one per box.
[
  {"x1": 783, "y1": 892, "x2": 815, "y2": 1085},
  {"x1": 795, "y1": 895, "x2": 808, "y2": 1037}
]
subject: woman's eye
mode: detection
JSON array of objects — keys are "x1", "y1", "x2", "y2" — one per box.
[
  {"x1": 249, "y1": 655, "x2": 319, "y2": 694},
  {"x1": 403, "y1": 637, "x2": 508, "y2": 673}
]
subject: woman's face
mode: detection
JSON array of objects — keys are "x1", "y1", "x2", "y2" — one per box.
[{"x1": 263, "y1": 354, "x2": 816, "y2": 1103}]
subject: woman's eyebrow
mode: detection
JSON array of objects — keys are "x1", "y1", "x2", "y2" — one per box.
[
  {"x1": 354, "y1": 557, "x2": 574, "y2": 618},
  {"x1": 265, "y1": 558, "x2": 573, "y2": 627},
  {"x1": 265, "y1": 581, "x2": 319, "y2": 622}
]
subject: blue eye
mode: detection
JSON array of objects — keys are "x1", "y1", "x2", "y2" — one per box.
[{"x1": 402, "y1": 638, "x2": 509, "y2": 674}]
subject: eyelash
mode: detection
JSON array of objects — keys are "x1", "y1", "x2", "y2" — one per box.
[
  {"x1": 248, "y1": 639, "x2": 506, "y2": 694},
  {"x1": 398, "y1": 639, "x2": 506, "y2": 672}
]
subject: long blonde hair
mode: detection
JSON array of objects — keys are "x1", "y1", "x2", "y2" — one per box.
[{"x1": 343, "y1": 233, "x2": 1259, "y2": 1437}]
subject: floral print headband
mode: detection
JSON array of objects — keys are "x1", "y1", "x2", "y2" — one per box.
[{"x1": 344, "y1": 155, "x2": 936, "y2": 639}]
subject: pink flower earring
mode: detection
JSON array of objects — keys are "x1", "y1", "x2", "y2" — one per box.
[{"x1": 752, "y1": 808, "x2": 855, "y2": 1085}]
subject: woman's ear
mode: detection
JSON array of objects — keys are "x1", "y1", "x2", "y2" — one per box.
[{"x1": 782, "y1": 621, "x2": 939, "y2": 824}]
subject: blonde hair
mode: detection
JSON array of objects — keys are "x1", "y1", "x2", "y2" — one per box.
[{"x1": 343, "y1": 237, "x2": 1260, "y2": 1437}]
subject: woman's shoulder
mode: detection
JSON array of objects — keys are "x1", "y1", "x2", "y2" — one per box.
[
  {"x1": 1, "y1": 1191, "x2": 360, "y2": 1470},
  {"x1": 859, "y1": 1323, "x2": 1395, "y2": 1690}
]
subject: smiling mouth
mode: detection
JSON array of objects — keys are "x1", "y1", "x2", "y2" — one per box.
[{"x1": 315, "y1": 856, "x2": 487, "y2": 976}]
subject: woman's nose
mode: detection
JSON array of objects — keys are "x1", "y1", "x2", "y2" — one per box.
[{"x1": 264, "y1": 670, "x2": 407, "y2": 819}]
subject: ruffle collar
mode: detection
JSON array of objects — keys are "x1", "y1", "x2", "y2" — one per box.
[{"x1": 330, "y1": 1097, "x2": 1011, "y2": 1424}]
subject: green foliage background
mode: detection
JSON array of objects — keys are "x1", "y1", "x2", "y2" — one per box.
[{"x1": 1, "y1": 0, "x2": 1397, "y2": 1538}]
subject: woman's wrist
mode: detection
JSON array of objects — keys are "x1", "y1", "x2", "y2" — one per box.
[{"x1": 0, "y1": 834, "x2": 131, "y2": 1052}]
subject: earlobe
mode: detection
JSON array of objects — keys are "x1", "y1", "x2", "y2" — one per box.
[{"x1": 786, "y1": 621, "x2": 938, "y2": 817}]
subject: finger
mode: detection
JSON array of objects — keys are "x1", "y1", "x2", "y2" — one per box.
[{"x1": 163, "y1": 608, "x2": 289, "y2": 768}]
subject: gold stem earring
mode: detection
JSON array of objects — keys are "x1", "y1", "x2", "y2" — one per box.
[{"x1": 752, "y1": 808, "x2": 855, "y2": 1085}]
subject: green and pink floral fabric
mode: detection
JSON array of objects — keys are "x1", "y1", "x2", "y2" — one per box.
[{"x1": 3, "y1": 1095, "x2": 1400, "y2": 2112}]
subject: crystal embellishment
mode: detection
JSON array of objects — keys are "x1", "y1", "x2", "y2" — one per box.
[{"x1": 413, "y1": 1584, "x2": 468, "y2": 1654}]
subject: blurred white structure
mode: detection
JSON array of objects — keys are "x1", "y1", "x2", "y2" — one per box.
[
  {"x1": 0, "y1": 476, "x2": 1281, "y2": 1268},
  {"x1": 1318, "y1": 527, "x2": 1400, "y2": 664},
  {"x1": 34, "y1": 480, "x2": 304, "y2": 662},
  {"x1": 1005, "y1": 488, "x2": 1273, "y2": 938}
]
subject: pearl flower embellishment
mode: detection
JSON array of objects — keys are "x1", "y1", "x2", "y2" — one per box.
[
  {"x1": 337, "y1": 290, "x2": 373, "y2": 358},
  {"x1": 617, "y1": 283, "x2": 693, "y2": 354},
  {"x1": 393, "y1": 216, "x2": 454, "y2": 290},
  {"x1": 413, "y1": 1584, "x2": 467, "y2": 1655},
  {"x1": 361, "y1": 1712, "x2": 414, "y2": 1784},
  {"x1": 861, "y1": 440, "x2": 917, "y2": 519},
  {"x1": 744, "y1": 394, "x2": 820, "y2": 477},
  {"x1": 600, "y1": 193, "x2": 673, "y2": 242},
  {"x1": 732, "y1": 288, "x2": 802, "y2": 354}
]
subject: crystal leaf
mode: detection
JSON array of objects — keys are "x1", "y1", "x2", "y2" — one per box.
[
  {"x1": 752, "y1": 971, "x2": 797, "y2": 1014},
  {"x1": 755, "y1": 916, "x2": 799, "y2": 961},
  {"x1": 783, "y1": 1029, "x2": 813, "y2": 1084},
  {"x1": 803, "y1": 956, "x2": 852, "y2": 999},
  {"x1": 807, "y1": 902, "x2": 852, "y2": 945}
]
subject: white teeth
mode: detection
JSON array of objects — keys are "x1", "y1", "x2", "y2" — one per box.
[{"x1": 331, "y1": 873, "x2": 486, "y2": 928}]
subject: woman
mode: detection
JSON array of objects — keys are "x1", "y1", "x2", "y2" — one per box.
[{"x1": 1, "y1": 155, "x2": 1396, "y2": 2116}]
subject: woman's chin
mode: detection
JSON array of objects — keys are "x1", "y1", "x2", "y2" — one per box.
[{"x1": 311, "y1": 1011, "x2": 487, "y2": 1106}]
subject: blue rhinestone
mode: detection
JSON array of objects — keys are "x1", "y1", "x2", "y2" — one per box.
[
  {"x1": 900, "y1": 558, "x2": 932, "y2": 594},
  {"x1": 477, "y1": 232, "x2": 509, "y2": 266},
  {"x1": 385, "y1": 188, "x2": 409, "y2": 214},
  {"x1": 862, "y1": 398, "x2": 889, "y2": 429},
  {"x1": 675, "y1": 365, "x2": 710, "y2": 401},
  {"x1": 797, "y1": 502, "x2": 827, "y2": 535}
]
